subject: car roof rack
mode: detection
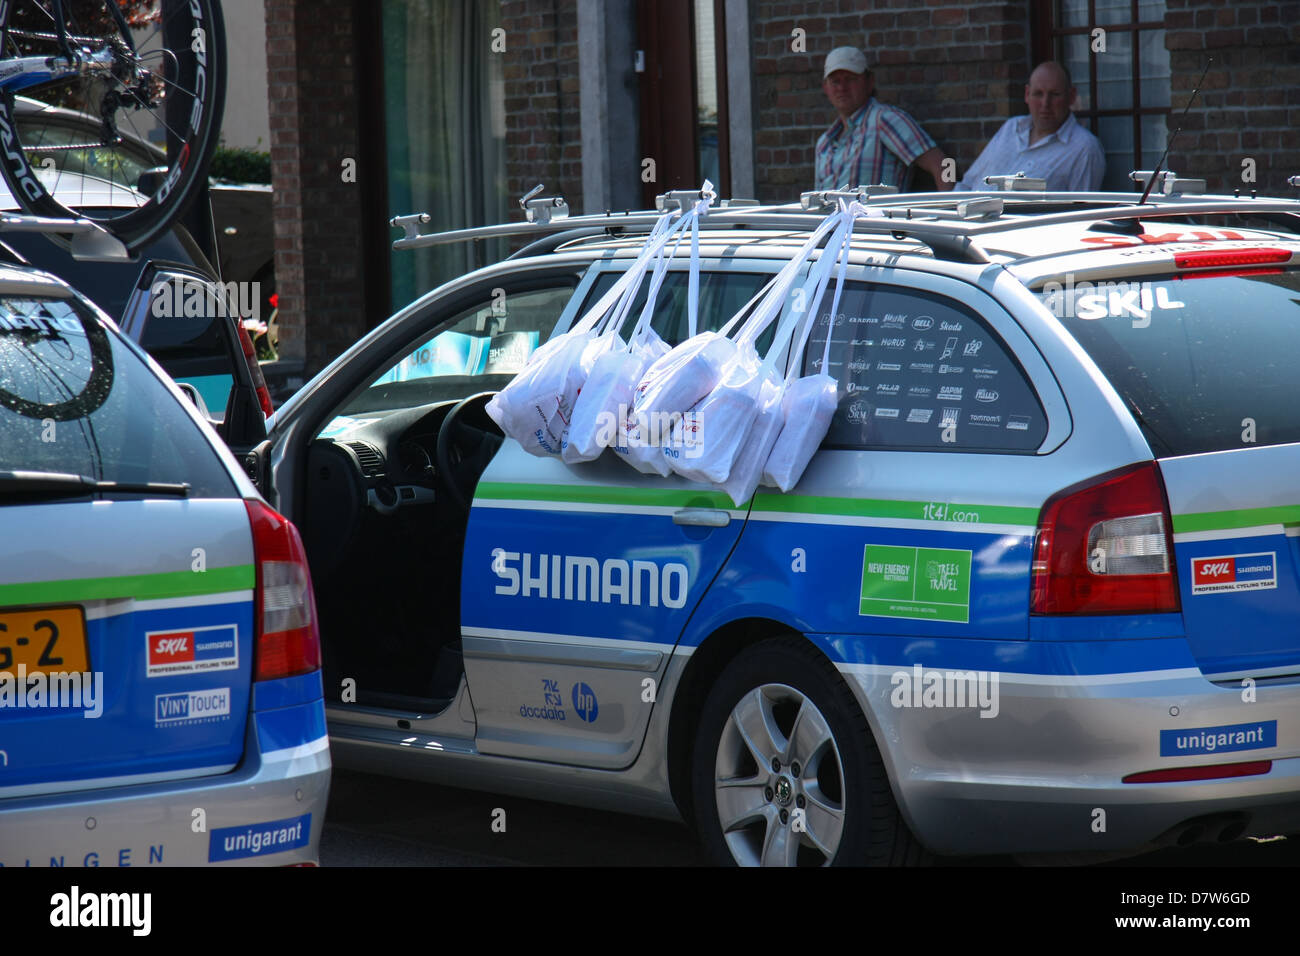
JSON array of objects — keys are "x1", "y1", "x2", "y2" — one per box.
[
  {"x1": 0, "y1": 214, "x2": 129, "y2": 261},
  {"x1": 1129, "y1": 169, "x2": 1206, "y2": 196},
  {"x1": 391, "y1": 184, "x2": 1300, "y2": 268}
]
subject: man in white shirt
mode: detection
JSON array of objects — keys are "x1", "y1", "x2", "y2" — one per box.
[{"x1": 956, "y1": 62, "x2": 1106, "y2": 192}]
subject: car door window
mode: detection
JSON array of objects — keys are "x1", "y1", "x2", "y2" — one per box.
[
  {"x1": 138, "y1": 271, "x2": 241, "y2": 419},
  {"x1": 578, "y1": 269, "x2": 773, "y2": 346},
  {"x1": 334, "y1": 284, "x2": 577, "y2": 421},
  {"x1": 801, "y1": 283, "x2": 1048, "y2": 452}
]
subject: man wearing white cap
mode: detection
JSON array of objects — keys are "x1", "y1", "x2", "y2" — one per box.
[{"x1": 815, "y1": 46, "x2": 952, "y2": 192}]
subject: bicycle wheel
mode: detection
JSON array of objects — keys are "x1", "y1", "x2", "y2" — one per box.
[{"x1": 0, "y1": 0, "x2": 226, "y2": 252}]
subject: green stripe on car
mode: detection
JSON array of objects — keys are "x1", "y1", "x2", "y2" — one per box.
[
  {"x1": 1172, "y1": 504, "x2": 1300, "y2": 535},
  {"x1": 476, "y1": 481, "x2": 1041, "y2": 526},
  {"x1": 751, "y1": 493, "x2": 1040, "y2": 526},
  {"x1": 0, "y1": 564, "x2": 255, "y2": 606}
]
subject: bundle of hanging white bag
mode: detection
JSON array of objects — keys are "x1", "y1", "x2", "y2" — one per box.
[{"x1": 486, "y1": 183, "x2": 866, "y2": 507}]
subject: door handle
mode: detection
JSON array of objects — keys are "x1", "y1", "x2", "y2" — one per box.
[{"x1": 673, "y1": 508, "x2": 731, "y2": 528}]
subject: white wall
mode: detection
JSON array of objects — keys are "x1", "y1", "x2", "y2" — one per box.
[{"x1": 221, "y1": 0, "x2": 272, "y2": 150}]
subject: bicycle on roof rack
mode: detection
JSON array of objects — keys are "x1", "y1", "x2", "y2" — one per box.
[{"x1": 0, "y1": 0, "x2": 225, "y2": 252}]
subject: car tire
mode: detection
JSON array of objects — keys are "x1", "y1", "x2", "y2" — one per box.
[{"x1": 690, "y1": 635, "x2": 931, "y2": 866}]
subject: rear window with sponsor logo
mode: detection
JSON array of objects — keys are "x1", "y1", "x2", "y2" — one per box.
[
  {"x1": 1037, "y1": 268, "x2": 1300, "y2": 456},
  {"x1": 0, "y1": 296, "x2": 236, "y2": 497},
  {"x1": 800, "y1": 283, "x2": 1047, "y2": 452}
]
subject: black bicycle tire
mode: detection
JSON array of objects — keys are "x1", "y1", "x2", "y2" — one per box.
[
  {"x1": 0, "y1": 312, "x2": 115, "y2": 420},
  {"x1": 0, "y1": 0, "x2": 227, "y2": 252}
]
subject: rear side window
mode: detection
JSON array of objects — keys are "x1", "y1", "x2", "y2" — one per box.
[
  {"x1": 0, "y1": 297, "x2": 237, "y2": 498},
  {"x1": 801, "y1": 283, "x2": 1048, "y2": 452},
  {"x1": 1039, "y1": 268, "x2": 1300, "y2": 456}
]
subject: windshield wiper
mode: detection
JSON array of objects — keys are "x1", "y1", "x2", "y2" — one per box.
[{"x1": 0, "y1": 470, "x2": 190, "y2": 498}]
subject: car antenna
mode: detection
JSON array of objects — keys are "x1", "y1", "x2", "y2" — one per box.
[{"x1": 1139, "y1": 57, "x2": 1211, "y2": 204}]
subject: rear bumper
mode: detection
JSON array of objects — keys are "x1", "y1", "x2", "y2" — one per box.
[
  {"x1": 838, "y1": 644, "x2": 1300, "y2": 856},
  {"x1": 0, "y1": 694, "x2": 330, "y2": 867}
]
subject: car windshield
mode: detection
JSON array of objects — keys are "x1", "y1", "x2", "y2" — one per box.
[
  {"x1": 0, "y1": 296, "x2": 236, "y2": 497},
  {"x1": 1037, "y1": 265, "x2": 1300, "y2": 456}
]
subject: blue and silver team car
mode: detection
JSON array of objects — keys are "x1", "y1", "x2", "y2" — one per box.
[
  {"x1": 0, "y1": 243, "x2": 329, "y2": 867},
  {"x1": 246, "y1": 179, "x2": 1300, "y2": 865}
]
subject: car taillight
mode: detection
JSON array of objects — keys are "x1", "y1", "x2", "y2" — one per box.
[
  {"x1": 236, "y1": 321, "x2": 275, "y2": 418},
  {"x1": 1031, "y1": 462, "x2": 1180, "y2": 615},
  {"x1": 245, "y1": 500, "x2": 321, "y2": 681}
]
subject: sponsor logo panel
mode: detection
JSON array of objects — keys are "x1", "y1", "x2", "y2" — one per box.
[
  {"x1": 154, "y1": 688, "x2": 232, "y2": 727},
  {"x1": 1159, "y1": 720, "x2": 1277, "y2": 757},
  {"x1": 860, "y1": 545, "x2": 972, "y2": 624},
  {"x1": 145, "y1": 624, "x2": 238, "y2": 677},
  {"x1": 209, "y1": 813, "x2": 312, "y2": 862},
  {"x1": 1190, "y1": 552, "x2": 1277, "y2": 595}
]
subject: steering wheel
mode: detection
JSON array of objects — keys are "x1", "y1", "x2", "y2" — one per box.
[{"x1": 436, "y1": 391, "x2": 504, "y2": 512}]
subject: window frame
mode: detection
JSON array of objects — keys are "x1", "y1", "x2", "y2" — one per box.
[
  {"x1": 1030, "y1": 0, "x2": 1171, "y2": 183},
  {"x1": 806, "y1": 280, "x2": 1052, "y2": 456}
]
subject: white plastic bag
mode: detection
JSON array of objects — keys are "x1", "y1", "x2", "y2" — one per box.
[
  {"x1": 634, "y1": 211, "x2": 844, "y2": 481},
  {"x1": 660, "y1": 209, "x2": 852, "y2": 494},
  {"x1": 716, "y1": 370, "x2": 784, "y2": 505},
  {"x1": 762, "y1": 203, "x2": 860, "y2": 491},
  {"x1": 487, "y1": 204, "x2": 686, "y2": 457},
  {"x1": 565, "y1": 199, "x2": 708, "y2": 463},
  {"x1": 667, "y1": 342, "x2": 764, "y2": 484},
  {"x1": 613, "y1": 194, "x2": 728, "y2": 475}
]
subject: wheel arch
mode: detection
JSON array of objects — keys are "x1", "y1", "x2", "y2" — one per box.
[{"x1": 666, "y1": 617, "x2": 830, "y2": 827}]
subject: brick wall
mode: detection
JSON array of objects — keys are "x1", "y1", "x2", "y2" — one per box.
[
  {"x1": 265, "y1": 0, "x2": 367, "y2": 376},
  {"x1": 1164, "y1": 1, "x2": 1300, "y2": 194},
  {"x1": 749, "y1": 1, "x2": 1031, "y2": 202},
  {"x1": 499, "y1": 0, "x2": 585, "y2": 214}
]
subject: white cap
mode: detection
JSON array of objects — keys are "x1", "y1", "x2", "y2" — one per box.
[{"x1": 823, "y1": 47, "x2": 869, "y2": 79}]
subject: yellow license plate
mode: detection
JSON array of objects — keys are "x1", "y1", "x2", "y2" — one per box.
[{"x1": 0, "y1": 607, "x2": 90, "y2": 675}]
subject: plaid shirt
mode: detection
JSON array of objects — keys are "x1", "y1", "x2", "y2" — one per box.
[{"x1": 815, "y1": 97, "x2": 938, "y2": 190}]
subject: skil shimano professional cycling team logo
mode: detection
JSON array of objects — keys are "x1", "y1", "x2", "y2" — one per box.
[
  {"x1": 145, "y1": 625, "x2": 238, "y2": 677},
  {"x1": 1190, "y1": 552, "x2": 1277, "y2": 595},
  {"x1": 491, "y1": 549, "x2": 690, "y2": 608}
]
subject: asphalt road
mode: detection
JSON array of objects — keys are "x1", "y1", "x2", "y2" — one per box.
[{"x1": 321, "y1": 768, "x2": 1298, "y2": 867}]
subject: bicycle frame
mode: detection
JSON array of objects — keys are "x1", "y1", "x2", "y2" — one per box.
[{"x1": 0, "y1": 0, "x2": 138, "y2": 94}]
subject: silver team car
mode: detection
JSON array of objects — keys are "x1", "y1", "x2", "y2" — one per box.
[
  {"x1": 0, "y1": 242, "x2": 329, "y2": 866},
  {"x1": 247, "y1": 179, "x2": 1300, "y2": 865}
]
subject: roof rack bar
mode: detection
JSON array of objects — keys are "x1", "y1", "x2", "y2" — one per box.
[
  {"x1": 800, "y1": 185, "x2": 899, "y2": 210},
  {"x1": 518, "y1": 183, "x2": 570, "y2": 224},
  {"x1": 956, "y1": 198, "x2": 1300, "y2": 238},
  {"x1": 1129, "y1": 169, "x2": 1206, "y2": 196},
  {"x1": 391, "y1": 194, "x2": 1300, "y2": 262},
  {"x1": 391, "y1": 206, "x2": 990, "y2": 263},
  {"x1": 0, "y1": 215, "x2": 129, "y2": 261},
  {"x1": 983, "y1": 173, "x2": 1047, "y2": 191}
]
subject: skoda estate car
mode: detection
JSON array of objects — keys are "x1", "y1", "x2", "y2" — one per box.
[
  {"x1": 0, "y1": 253, "x2": 329, "y2": 866},
  {"x1": 247, "y1": 183, "x2": 1300, "y2": 865}
]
